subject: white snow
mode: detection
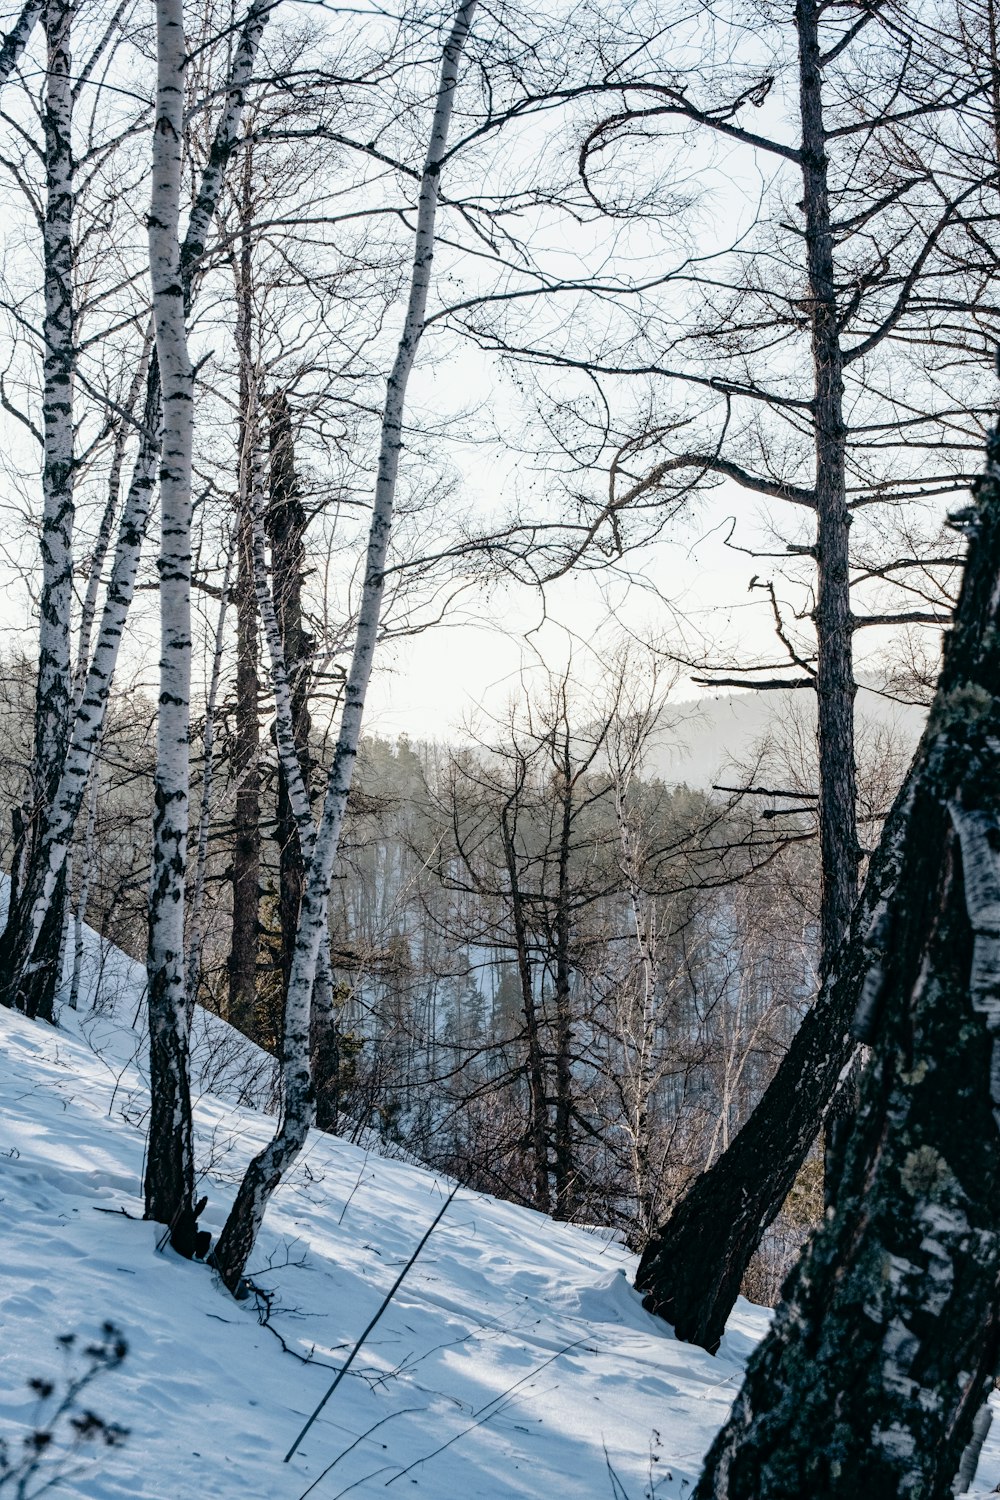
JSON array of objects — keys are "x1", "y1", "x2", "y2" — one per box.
[
  {"x1": 2, "y1": 916, "x2": 996, "y2": 1498},
  {"x1": 0, "y1": 916, "x2": 770, "y2": 1500}
]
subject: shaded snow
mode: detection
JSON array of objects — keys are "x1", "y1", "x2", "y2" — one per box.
[{"x1": 0, "y1": 998, "x2": 765, "y2": 1500}]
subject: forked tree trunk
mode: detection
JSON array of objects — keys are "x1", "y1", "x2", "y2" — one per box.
[
  {"x1": 695, "y1": 427, "x2": 1000, "y2": 1498},
  {"x1": 636, "y1": 690, "x2": 929, "y2": 1352},
  {"x1": 211, "y1": 0, "x2": 477, "y2": 1293}
]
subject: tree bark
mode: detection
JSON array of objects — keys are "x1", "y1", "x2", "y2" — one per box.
[
  {"x1": 796, "y1": 0, "x2": 863, "y2": 1198},
  {"x1": 635, "y1": 703, "x2": 928, "y2": 1350},
  {"x1": 0, "y1": 0, "x2": 43, "y2": 84},
  {"x1": 212, "y1": 0, "x2": 477, "y2": 1293},
  {"x1": 144, "y1": 0, "x2": 198, "y2": 1255},
  {"x1": 13, "y1": 0, "x2": 75, "y2": 1022},
  {"x1": 695, "y1": 426, "x2": 1000, "y2": 1498},
  {"x1": 501, "y1": 809, "x2": 551, "y2": 1213},
  {"x1": 266, "y1": 391, "x2": 312, "y2": 1008},
  {"x1": 631, "y1": 0, "x2": 866, "y2": 1338},
  {"x1": 797, "y1": 0, "x2": 859, "y2": 971},
  {"x1": 227, "y1": 201, "x2": 262, "y2": 1035},
  {"x1": 552, "y1": 720, "x2": 575, "y2": 1220},
  {"x1": 186, "y1": 546, "x2": 232, "y2": 1012}
]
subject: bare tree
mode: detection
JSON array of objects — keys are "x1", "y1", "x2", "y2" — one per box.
[{"x1": 211, "y1": 0, "x2": 478, "y2": 1292}]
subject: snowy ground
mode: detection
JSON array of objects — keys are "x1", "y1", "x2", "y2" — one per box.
[{"x1": 1, "y1": 923, "x2": 999, "y2": 1498}]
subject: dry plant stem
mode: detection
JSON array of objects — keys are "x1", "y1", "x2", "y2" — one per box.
[
  {"x1": 284, "y1": 1184, "x2": 459, "y2": 1465},
  {"x1": 212, "y1": 0, "x2": 478, "y2": 1293}
]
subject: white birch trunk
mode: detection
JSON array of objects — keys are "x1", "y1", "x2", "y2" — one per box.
[
  {"x1": 144, "y1": 0, "x2": 277, "y2": 1253},
  {"x1": 251, "y1": 442, "x2": 314, "y2": 850},
  {"x1": 144, "y1": 0, "x2": 198, "y2": 1249},
  {"x1": 6, "y1": 0, "x2": 77, "y2": 1020},
  {"x1": 0, "y1": 0, "x2": 42, "y2": 83},
  {"x1": 36, "y1": 0, "x2": 74, "y2": 791},
  {"x1": 212, "y1": 0, "x2": 478, "y2": 1292},
  {"x1": 250, "y1": 428, "x2": 337, "y2": 1031},
  {"x1": 2, "y1": 0, "x2": 274, "y2": 1017}
]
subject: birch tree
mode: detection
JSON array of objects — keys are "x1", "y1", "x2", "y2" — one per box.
[
  {"x1": 4, "y1": 0, "x2": 77, "y2": 1022},
  {"x1": 0, "y1": 0, "x2": 274, "y2": 1030},
  {"x1": 0, "y1": 0, "x2": 42, "y2": 81},
  {"x1": 211, "y1": 0, "x2": 478, "y2": 1292},
  {"x1": 143, "y1": 0, "x2": 274, "y2": 1254}
]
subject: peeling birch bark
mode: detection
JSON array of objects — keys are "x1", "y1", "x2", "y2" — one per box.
[{"x1": 212, "y1": 0, "x2": 478, "y2": 1293}]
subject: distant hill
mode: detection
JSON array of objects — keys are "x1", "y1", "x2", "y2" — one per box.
[{"x1": 651, "y1": 685, "x2": 926, "y2": 791}]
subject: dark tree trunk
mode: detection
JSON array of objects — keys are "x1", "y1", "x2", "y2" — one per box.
[
  {"x1": 0, "y1": 0, "x2": 75, "y2": 1024},
  {"x1": 265, "y1": 391, "x2": 312, "y2": 1003},
  {"x1": 634, "y1": 773, "x2": 902, "y2": 1351},
  {"x1": 145, "y1": 976, "x2": 199, "y2": 1258},
  {"x1": 695, "y1": 428, "x2": 1000, "y2": 1498},
  {"x1": 501, "y1": 811, "x2": 551, "y2": 1213},
  {"x1": 264, "y1": 392, "x2": 338, "y2": 1130},
  {"x1": 798, "y1": 0, "x2": 858, "y2": 971},
  {"x1": 552, "y1": 730, "x2": 575, "y2": 1220},
  {"x1": 796, "y1": 0, "x2": 863, "y2": 1198},
  {"x1": 228, "y1": 471, "x2": 260, "y2": 1032},
  {"x1": 632, "y1": 0, "x2": 866, "y2": 1339},
  {"x1": 227, "y1": 215, "x2": 260, "y2": 1035}
]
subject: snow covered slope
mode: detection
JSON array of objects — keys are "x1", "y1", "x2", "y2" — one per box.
[
  {"x1": 0, "y1": 975, "x2": 769, "y2": 1500},
  {"x1": 1, "y1": 954, "x2": 995, "y2": 1498}
]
